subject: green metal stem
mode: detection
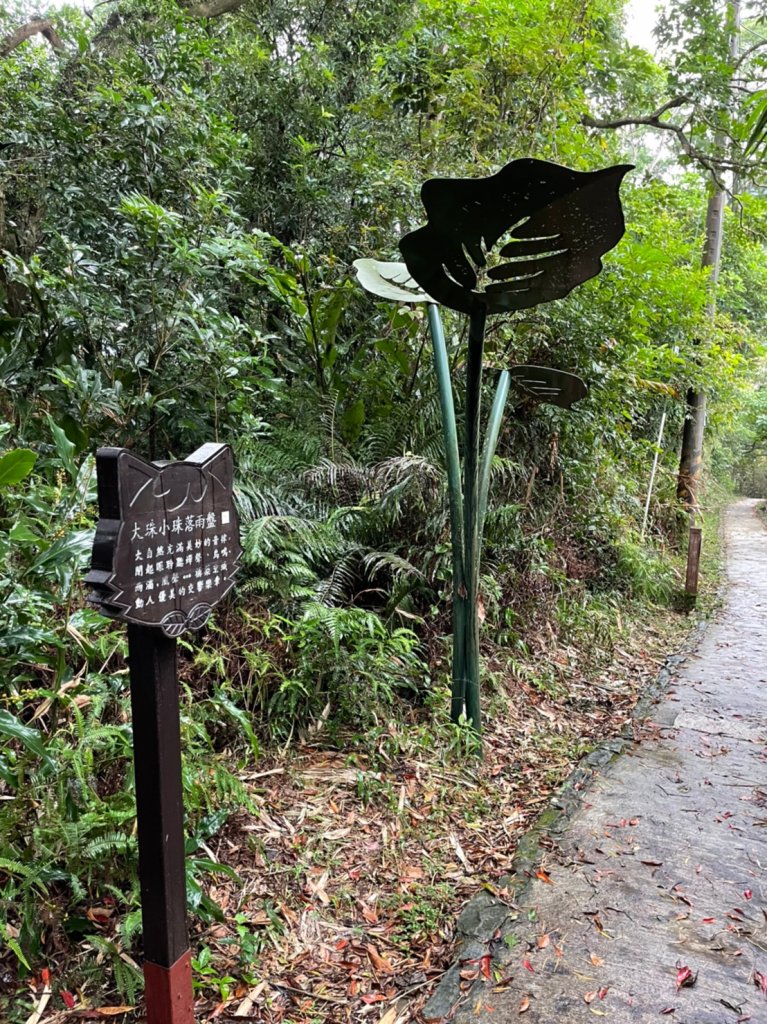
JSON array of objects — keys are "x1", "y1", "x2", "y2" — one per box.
[
  {"x1": 478, "y1": 370, "x2": 510, "y2": 547},
  {"x1": 463, "y1": 301, "x2": 487, "y2": 734},
  {"x1": 426, "y1": 303, "x2": 467, "y2": 723}
]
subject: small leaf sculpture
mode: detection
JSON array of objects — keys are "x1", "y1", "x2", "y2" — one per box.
[
  {"x1": 352, "y1": 259, "x2": 433, "y2": 304},
  {"x1": 399, "y1": 158, "x2": 633, "y2": 314},
  {"x1": 508, "y1": 365, "x2": 588, "y2": 409}
]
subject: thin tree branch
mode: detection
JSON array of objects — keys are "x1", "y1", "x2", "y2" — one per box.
[
  {"x1": 581, "y1": 96, "x2": 729, "y2": 188},
  {"x1": 0, "y1": 18, "x2": 65, "y2": 58},
  {"x1": 184, "y1": 0, "x2": 247, "y2": 15},
  {"x1": 582, "y1": 95, "x2": 692, "y2": 129},
  {"x1": 734, "y1": 35, "x2": 767, "y2": 68}
]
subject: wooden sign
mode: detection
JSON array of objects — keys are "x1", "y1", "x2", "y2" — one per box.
[
  {"x1": 85, "y1": 442, "x2": 242, "y2": 1024},
  {"x1": 86, "y1": 443, "x2": 241, "y2": 636}
]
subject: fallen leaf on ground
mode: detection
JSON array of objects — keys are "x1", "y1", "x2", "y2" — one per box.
[
  {"x1": 519, "y1": 995, "x2": 530, "y2": 1013},
  {"x1": 522, "y1": 958, "x2": 535, "y2": 973},
  {"x1": 535, "y1": 869, "x2": 553, "y2": 884},
  {"x1": 367, "y1": 946, "x2": 395, "y2": 974},
  {"x1": 675, "y1": 965, "x2": 697, "y2": 992}
]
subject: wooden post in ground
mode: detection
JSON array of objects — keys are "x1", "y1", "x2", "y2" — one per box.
[
  {"x1": 685, "y1": 526, "x2": 703, "y2": 602},
  {"x1": 128, "y1": 624, "x2": 194, "y2": 1024}
]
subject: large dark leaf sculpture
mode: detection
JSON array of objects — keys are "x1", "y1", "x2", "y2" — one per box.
[{"x1": 399, "y1": 158, "x2": 633, "y2": 314}]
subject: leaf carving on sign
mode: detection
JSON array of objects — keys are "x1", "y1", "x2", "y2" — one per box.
[{"x1": 399, "y1": 158, "x2": 633, "y2": 314}]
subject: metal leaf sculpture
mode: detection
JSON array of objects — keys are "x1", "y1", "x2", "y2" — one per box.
[
  {"x1": 508, "y1": 365, "x2": 588, "y2": 409},
  {"x1": 399, "y1": 158, "x2": 633, "y2": 314},
  {"x1": 352, "y1": 259, "x2": 433, "y2": 304},
  {"x1": 353, "y1": 157, "x2": 632, "y2": 743}
]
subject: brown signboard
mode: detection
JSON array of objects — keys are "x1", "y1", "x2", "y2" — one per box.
[{"x1": 86, "y1": 443, "x2": 241, "y2": 637}]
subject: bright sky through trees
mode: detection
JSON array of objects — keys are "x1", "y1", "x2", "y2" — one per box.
[
  {"x1": 36, "y1": 0, "x2": 665, "y2": 44},
  {"x1": 625, "y1": 0, "x2": 662, "y2": 50}
]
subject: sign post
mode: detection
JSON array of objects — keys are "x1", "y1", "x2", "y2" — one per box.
[{"x1": 86, "y1": 443, "x2": 242, "y2": 1024}]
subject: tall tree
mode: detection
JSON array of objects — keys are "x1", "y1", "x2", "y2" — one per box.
[{"x1": 678, "y1": 0, "x2": 742, "y2": 513}]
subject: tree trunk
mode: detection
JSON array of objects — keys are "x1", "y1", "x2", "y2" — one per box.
[{"x1": 676, "y1": 0, "x2": 740, "y2": 515}]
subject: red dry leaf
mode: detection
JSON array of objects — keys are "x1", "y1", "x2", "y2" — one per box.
[
  {"x1": 519, "y1": 996, "x2": 530, "y2": 1013},
  {"x1": 61, "y1": 990, "x2": 76, "y2": 1009},
  {"x1": 522, "y1": 958, "x2": 535, "y2": 973},
  {"x1": 360, "y1": 993, "x2": 386, "y2": 1004},
  {"x1": 745, "y1": 890, "x2": 753, "y2": 901},
  {"x1": 598, "y1": 987, "x2": 609, "y2": 1000},
  {"x1": 584, "y1": 991, "x2": 597, "y2": 1004},
  {"x1": 753, "y1": 970, "x2": 767, "y2": 996},
  {"x1": 536, "y1": 934, "x2": 550, "y2": 949},
  {"x1": 86, "y1": 907, "x2": 113, "y2": 925},
  {"x1": 535, "y1": 869, "x2": 553, "y2": 884},
  {"x1": 675, "y1": 965, "x2": 697, "y2": 992},
  {"x1": 702, "y1": 918, "x2": 715, "y2": 924},
  {"x1": 480, "y1": 955, "x2": 493, "y2": 980},
  {"x1": 41, "y1": 968, "x2": 51, "y2": 986}
]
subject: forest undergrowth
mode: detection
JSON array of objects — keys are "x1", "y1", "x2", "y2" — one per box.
[{"x1": 3, "y1": 486, "x2": 714, "y2": 1023}]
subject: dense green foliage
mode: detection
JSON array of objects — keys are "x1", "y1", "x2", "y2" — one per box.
[{"x1": 2, "y1": 0, "x2": 767, "y2": 1014}]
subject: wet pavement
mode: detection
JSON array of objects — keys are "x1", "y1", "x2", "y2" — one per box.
[{"x1": 452, "y1": 500, "x2": 767, "y2": 1023}]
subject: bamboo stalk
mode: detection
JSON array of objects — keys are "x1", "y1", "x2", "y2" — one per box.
[
  {"x1": 641, "y1": 405, "x2": 667, "y2": 540},
  {"x1": 426, "y1": 304, "x2": 467, "y2": 723},
  {"x1": 478, "y1": 370, "x2": 510, "y2": 545},
  {"x1": 463, "y1": 301, "x2": 487, "y2": 733}
]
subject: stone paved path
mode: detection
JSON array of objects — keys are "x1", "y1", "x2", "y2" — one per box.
[{"x1": 452, "y1": 500, "x2": 767, "y2": 1024}]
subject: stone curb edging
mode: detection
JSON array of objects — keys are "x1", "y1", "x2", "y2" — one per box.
[{"x1": 421, "y1": 618, "x2": 710, "y2": 1023}]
